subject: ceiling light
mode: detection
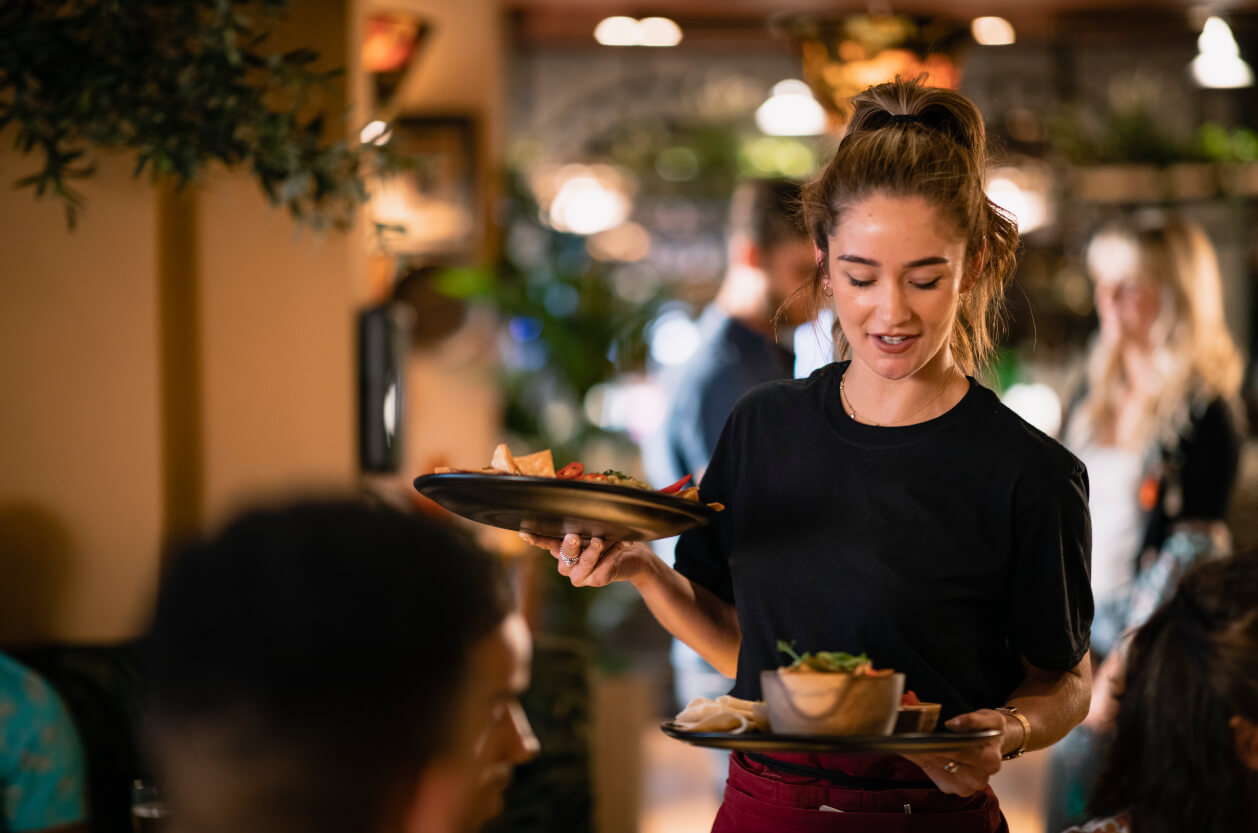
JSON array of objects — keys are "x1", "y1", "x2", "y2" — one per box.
[
  {"x1": 594, "y1": 15, "x2": 682, "y2": 47},
  {"x1": 966, "y1": 16, "x2": 1016, "y2": 46},
  {"x1": 638, "y1": 17, "x2": 683, "y2": 47},
  {"x1": 971, "y1": 16, "x2": 1015, "y2": 46},
  {"x1": 754, "y1": 80, "x2": 827, "y2": 137},
  {"x1": 594, "y1": 16, "x2": 640, "y2": 46},
  {"x1": 1190, "y1": 16, "x2": 1253, "y2": 88},
  {"x1": 359, "y1": 120, "x2": 392, "y2": 146}
]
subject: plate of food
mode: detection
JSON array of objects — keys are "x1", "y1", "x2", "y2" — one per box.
[
  {"x1": 413, "y1": 444, "x2": 723, "y2": 542},
  {"x1": 662, "y1": 644, "x2": 988, "y2": 753}
]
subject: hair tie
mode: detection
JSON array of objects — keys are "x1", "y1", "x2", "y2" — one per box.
[{"x1": 887, "y1": 113, "x2": 925, "y2": 125}]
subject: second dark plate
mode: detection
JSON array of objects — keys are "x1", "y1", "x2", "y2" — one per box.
[{"x1": 660, "y1": 722, "x2": 1001, "y2": 754}]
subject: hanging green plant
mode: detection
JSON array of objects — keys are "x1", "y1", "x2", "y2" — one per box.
[{"x1": 0, "y1": 0, "x2": 394, "y2": 228}]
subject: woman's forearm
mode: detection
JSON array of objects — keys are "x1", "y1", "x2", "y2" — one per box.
[
  {"x1": 632, "y1": 555, "x2": 741, "y2": 677},
  {"x1": 1003, "y1": 656, "x2": 1092, "y2": 755}
]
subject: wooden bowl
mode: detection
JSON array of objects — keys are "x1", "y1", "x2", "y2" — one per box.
[
  {"x1": 760, "y1": 670, "x2": 905, "y2": 736},
  {"x1": 893, "y1": 702, "x2": 942, "y2": 734}
]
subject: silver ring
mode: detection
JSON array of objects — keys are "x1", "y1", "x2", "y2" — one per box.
[
  {"x1": 560, "y1": 554, "x2": 579, "y2": 567},
  {"x1": 943, "y1": 761, "x2": 959, "y2": 774}
]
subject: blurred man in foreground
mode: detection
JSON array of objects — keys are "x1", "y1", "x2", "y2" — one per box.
[{"x1": 142, "y1": 498, "x2": 538, "y2": 833}]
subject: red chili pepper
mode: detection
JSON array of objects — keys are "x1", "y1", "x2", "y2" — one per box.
[
  {"x1": 556, "y1": 462, "x2": 584, "y2": 479},
  {"x1": 659, "y1": 474, "x2": 692, "y2": 494}
]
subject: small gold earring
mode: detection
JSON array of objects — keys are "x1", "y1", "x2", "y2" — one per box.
[{"x1": 822, "y1": 281, "x2": 833, "y2": 297}]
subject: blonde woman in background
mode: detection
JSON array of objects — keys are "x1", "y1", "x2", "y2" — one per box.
[{"x1": 1047, "y1": 211, "x2": 1246, "y2": 831}]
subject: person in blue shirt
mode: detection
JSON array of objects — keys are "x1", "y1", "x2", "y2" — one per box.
[{"x1": 0, "y1": 651, "x2": 89, "y2": 833}]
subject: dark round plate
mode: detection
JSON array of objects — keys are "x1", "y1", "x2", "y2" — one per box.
[
  {"x1": 413, "y1": 473, "x2": 717, "y2": 541},
  {"x1": 660, "y1": 722, "x2": 1001, "y2": 753}
]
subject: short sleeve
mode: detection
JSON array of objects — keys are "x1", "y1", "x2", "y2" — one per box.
[
  {"x1": 673, "y1": 410, "x2": 738, "y2": 606},
  {"x1": 1009, "y1": 465, "x2": 1094, "y2": 671},
  {"x1": 1, "y1": 668, "x2": 89, "y2": 832}
]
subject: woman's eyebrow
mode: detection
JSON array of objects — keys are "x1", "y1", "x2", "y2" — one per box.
[{"x1": 836, "y1": 255, "x2": 950, "y2": 268}]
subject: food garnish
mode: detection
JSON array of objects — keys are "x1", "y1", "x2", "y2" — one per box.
[{"x1": 776, "y1": 640, "x2": 894, "y2": 676}]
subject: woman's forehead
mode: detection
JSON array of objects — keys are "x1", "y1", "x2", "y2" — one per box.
[{"x1": 830, "y1": 193, "x2": 966, "y2": 250}]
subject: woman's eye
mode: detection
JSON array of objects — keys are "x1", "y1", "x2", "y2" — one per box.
[
  {"x1": 845, "y1": 273, "x2": 874, "y2": 288},
  {"x1": 911, "y1": 276, "x2": 943, "y2": 289}
]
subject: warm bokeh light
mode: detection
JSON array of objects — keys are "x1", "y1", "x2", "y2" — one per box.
[
  {"x1": 1190, "y1": 16, "x2": 1254, "y2": 88},
  {"x1": 594, "y1": 16, "x2": 640, "y2": 46},
  {"x1": 587, "y1": 222, "x2": 651, "y2": 262},
  {"x1": 754, "y1": 80, "x2": 827, "y2": 136},
  {"x1": 359, "y1": 120, "x2": 392, "y2": 146},
  {"x1": 638, "y1": 17, "x2": 683, "y2": 47},
  {"x1": 986, "y1": 164, "x2": 1054, "y2": 234},
  {"x1": 971, "y1": 16, "x2": 1016, "y2": 46},
  {"x1": 549, "y1": 175, "x2": 631, "y2": 235},
  {"x1": 529, "y1": 163, "x2": 637, "y2": 236},
  {"x1": 594, "y1": 16, "x2": 682, "y2": 47}
]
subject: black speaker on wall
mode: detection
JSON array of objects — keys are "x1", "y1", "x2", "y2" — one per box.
[{"x1": 357, "y1": 303, "x2": 411, "y2": 473}]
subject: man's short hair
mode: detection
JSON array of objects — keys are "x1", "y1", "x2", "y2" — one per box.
[
  {"x1": 142, "y1": 498, "x2": 513, "y2": 833},
  {"x1": 727, "y1": 177, "x2": 807, "y2": 253}
]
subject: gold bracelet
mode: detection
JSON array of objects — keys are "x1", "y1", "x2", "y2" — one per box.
[{"x1": 995, "y1": 706, "x2": 1030, "y2": 760}]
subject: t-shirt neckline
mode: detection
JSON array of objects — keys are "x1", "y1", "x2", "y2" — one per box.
[{"x1": 822, "y1": 360, "x2": 982, "y2": 448}]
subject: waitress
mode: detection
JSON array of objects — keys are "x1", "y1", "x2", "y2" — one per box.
[{"x1": 523, "y1": 77, "x2": 1093, "y2": 832}]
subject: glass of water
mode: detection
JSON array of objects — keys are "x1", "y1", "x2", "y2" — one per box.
[{"x1": 131, "y1": 779, "x2": 169, "y2": 833}]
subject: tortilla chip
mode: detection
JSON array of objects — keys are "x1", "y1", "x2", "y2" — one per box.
[
  {"x1": 514, "y1": 449, "x2": 555, "y2": 478},
  {"x1": 491, "y1": 443, "x2": 521, "y2": 475}
]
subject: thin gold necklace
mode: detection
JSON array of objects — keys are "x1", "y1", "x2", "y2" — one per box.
[{"x1": 840, "y1": 369, "x2": 958, "y2": 427}]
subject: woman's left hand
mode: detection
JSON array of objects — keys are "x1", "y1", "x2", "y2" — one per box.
[{"x1": 901, "y1": 709, "x2": 1008, "y2": 796}]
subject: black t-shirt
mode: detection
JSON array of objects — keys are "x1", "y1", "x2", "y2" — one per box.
[{"x1": 674, "y1": 362, "x2": 1094, "y2": 719}]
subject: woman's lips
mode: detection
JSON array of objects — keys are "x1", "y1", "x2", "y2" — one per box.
[{"x1": 870, "y1": 334, "x2": 917, "y2": 354}]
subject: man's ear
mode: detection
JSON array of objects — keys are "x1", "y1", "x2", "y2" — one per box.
[
  {"x1": 400, "y1": 765, "x2": 468, "y2": 833},
  {"x1": 733, "y1": 236, "x2": 760, "y2": 270},
  {"x1": 1229, "y1": 715, "x2": 1258, "y2": 771}
]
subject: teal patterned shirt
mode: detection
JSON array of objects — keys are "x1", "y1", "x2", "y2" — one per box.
[{"x1": 0, "y1": 653, "x2": 88, "y2": 832}]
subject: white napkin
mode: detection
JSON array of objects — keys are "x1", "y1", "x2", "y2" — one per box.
[{"x1": 673, "y1": 695, "x2": 768, "y2": 734}]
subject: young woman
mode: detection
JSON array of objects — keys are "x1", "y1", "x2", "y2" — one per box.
[
  {"x1": 1047, "y1": 212, "x2": 1245, "y2": 831},
  {"x1": 1063, "y1": 552, "x2": 1258, "y2": 833},
  {"x1": 523, "y1": 77, "x2": 1093, "y2": 831}
]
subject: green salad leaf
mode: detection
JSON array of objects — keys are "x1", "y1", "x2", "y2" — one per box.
[{"x1": 777, "y1": 639, "x2": 872, "y2": 673}]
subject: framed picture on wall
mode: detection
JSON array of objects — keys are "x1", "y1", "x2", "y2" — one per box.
[{"x1": 370, "y1": 115, "x2": 479, "y2": 257}]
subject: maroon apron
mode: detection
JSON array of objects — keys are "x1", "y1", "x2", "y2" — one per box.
[{"x1": 711, "y1": 752, "x2": 1008, "y2": 833}]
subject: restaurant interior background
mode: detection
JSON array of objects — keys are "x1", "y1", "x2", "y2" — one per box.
[{"x1": 2, "y1": 1, "x2": 1258, "y2": 831}]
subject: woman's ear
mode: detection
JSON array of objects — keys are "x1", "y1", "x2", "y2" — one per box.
[{"x1": 1229, "y1": 715, "x2": 1258, "y2": 771}]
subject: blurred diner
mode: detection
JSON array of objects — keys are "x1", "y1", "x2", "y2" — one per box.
[
  {"x1": 141, "y1": 498, "x2": 538, "y2": 833},
  {"x1": 1061, "y1": 550, "x2": 1258, "y2": 833},
  {"x1": 1046, "y1": 211, "x2": 1247, "y2": 831}
]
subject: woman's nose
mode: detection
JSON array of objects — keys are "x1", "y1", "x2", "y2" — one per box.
[{"x1": 877, "y1": 281, "x2": 911, "y2": 323}]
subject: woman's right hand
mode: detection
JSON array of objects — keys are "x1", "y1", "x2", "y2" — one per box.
[{"x1": 519, "y1": 532, "x2": 657, "y2": 588}]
